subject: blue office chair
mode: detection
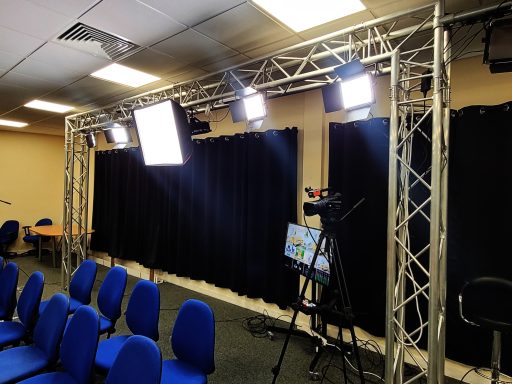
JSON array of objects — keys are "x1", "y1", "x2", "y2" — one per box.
[
  {"x1": 95, "y1": 280, "x2": 160, "y2": 372},
  {"x1": 0, "y1": 271, "x2": 44, "y2": 349},
  {"x1": 39, "y1": 259, "x2": 97, "y2": 316},
  {"x1": 160, "y1": 299, "x2": 215, "y2": 384},
  {"x1": 97, "y1": 266, "x2": 128, "y2": 336},
  {"x1": 0, "y1": 293, "x2": 69, "y2": 383},
  {"x1": 22, "y1": 218, "x2": 52, "y2": 256},
  {"x1": 0, "y1": 261, "x2": 19, "y2": 321},
  {"x1": 0, "y1": 219, "x2": 19, "y2": 258},
  {"x1": 0, "y1": 255, "x2": 4, "y2": 273},
  {"x1": 105, "y1": 335, "x2": 162, "y2": 384},
  {"x1": 17, "y1": 305, "x2": 100, "y2": 384}
]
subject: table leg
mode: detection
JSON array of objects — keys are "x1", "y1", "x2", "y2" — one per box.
[
  {"x1": 38, "y1": 237, "x2": 42, "y2": 262},
  {"x1": 52, "y1": 237, "x2": 56, "y2": 268}
]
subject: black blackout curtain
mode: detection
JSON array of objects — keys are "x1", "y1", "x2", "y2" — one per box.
[
  {"x1": 328, "y1": 102, "x2": 512, "y2": 374},
  {"x1": 91, "y1": 127, "x2": 299, "y2": 308}
]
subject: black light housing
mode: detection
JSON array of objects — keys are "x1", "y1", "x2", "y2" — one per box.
[
  {"x1": 484, "y1": 18, "x2": 512, "y2": 73},
  {"x1": 321, "y1": 59, "x2": 375, "y2": 122},
  {"x1": 189, "y1": 116, "x2": 211, "y2": 135},
  {"x1": 85, "y1": 132, "x2": 96, "y2": 148},
  {"x1": 229, "y1": 87, "x2": 267, "y2": 130},
  {"x1": 133, "y1": 99, "x2": 193, "y2": 166}
]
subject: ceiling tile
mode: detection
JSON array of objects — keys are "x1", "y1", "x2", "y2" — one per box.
[
  {"x1": 12, "y1": 58, "x2": 88, "y2": 86},
  {"x1": 0, "y1": 50, "x2": 23, "y2": 72},
  {"x1": 0, "y1": 71, "x2": 57, "y2": 95},
  {"x1": 200, "y1": 54, "x2": 251, "y2": 73},
  {"x1": 164, "y1": 67, "x2": 209, "y2": 84},
  {"x1": 29, "y1": 42, "x2": 110, "y2": 74},
  {"x1": 0, "y1": 26, "x2": 45, "y2": 57},
  {"x1": 194, "y1": 2, "x2": 294, "y2": 52},
  {"x1": 243, "y1": 35, "x2": 304, "y2": 59},
  {"x1": 28, "y1": 0, "x2": 100, "y2": 18},
  {"x1": 44, "y1": 77, "x2": 131, "y2": 110},
  {"x1": 137, "y1": 0, "x2": 245, "y2": 27},
  {"x1": 79, "y1": 0, "x2": 187, "y2": 46},
  {"x1": 152, "y1": 29, "x2": 238, "y2": 65},
  {"x1": 0, "y1": 0, "x2": 72, "y2": 40},
  {"x1": 119, "y1": 48, "x2": 182, "y2": 76},
  {"x1": 0, "y1": 83, "x2": 34, "y2": 114}
]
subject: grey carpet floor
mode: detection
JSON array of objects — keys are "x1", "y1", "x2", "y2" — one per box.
[{"x1": 10, "y1": 254, "x2": 464, "y2": 384}]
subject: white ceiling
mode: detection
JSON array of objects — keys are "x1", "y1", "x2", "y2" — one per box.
[{"x1": 0, "y1": 0, "x2": 501, "y2": 135}]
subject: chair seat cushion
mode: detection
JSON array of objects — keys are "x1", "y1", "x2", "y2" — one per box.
[
  {"x1": 0, "y1": 345, "x2": 48, "y2": 383},
  {"x1": 161, "y1": 360, "x2": 207, "y2": 384},
  {"x1": 99, "y1": 315, "x2": 114, "y2": 334},
  {"x1": 17, "y1": 371, "x2": 78, "y2": 384},
  {"x1": 0, "y1": 321, "x2": 26, "y2": 347},
  {"x1": 23, "y1": 235, "x2": 40, "y2": 244},
  {"x1": 95, "y1": 335, "x2": 130, "y2": 371}
]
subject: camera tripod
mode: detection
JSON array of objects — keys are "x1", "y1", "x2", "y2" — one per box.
[{"x1": 271, "y1": 224, "x2": 365, "y2": 384}]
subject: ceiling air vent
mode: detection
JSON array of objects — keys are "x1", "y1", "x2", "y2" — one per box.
[{"x1": 55, "y1": 23, "x2": 140, "y2": 61}]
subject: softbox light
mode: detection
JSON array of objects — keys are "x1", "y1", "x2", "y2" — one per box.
[{"x1": 133, "y1": 99, "x2": 192, "y2": 166}]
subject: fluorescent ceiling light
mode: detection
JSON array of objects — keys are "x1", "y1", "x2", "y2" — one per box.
[
  {"x1": 133, "y1": 100, "x2": 193, "y2": 166},
  {"x1": 243, "y1": 93, "x2": 266, "y2": 122},
  {"x1": 91, "y1": 63, "x2": 160, "y2": 87},
  {"x1": 340, "y1": 73, "x2": 374, "y2": 110},
  {"x1": 253, "y1": 0, "x2": 366, "y2": 32},
  {"x1": 0, "y1": 119, "x2": 28, "y2": 128},
  {"x1": 24, "y1": 100, "x2": 74, "y2": 113}
]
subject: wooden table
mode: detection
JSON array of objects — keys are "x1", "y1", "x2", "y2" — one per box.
[{"x1": 29, "y1": 225, "x2": 94, "y2": 268}]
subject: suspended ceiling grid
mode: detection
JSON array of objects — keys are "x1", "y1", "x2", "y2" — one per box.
[{"x1": 0, "y1": 0, "x2": 501, "y2": 135}]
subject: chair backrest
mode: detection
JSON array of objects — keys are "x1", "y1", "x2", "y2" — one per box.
[
  {"x1": 0, "y1": 220, "x2": 19, "y2": 242},
  {"x1": 125, "y1": 280, "x2": 160, "y2": 341},
  {"x1": 97, "y1": 266, "x2": 127, "y2": 322},
  {"x1": 17, "y1": 271, "x2": 44, "y2": 331},
  {"x1": 105, "y1": 335, "x2": 162, "y2": 384},
  {"x1": 69, "y1": 260, "x2": 97, "y2": 306},
  {"x1": 60, "y1": 305, "x2": 99, "y2": 384},
  {"x1": 33, "y1": 293, "x2": 69, "y2": 363},
  {"x1": 35, "y1": 218, "x2": 52, "y2": 226},
  {"x1": 0, "y1": 262, "x2": 19, "y2": 320},
  {"x1": 0, "y1": 255, "x2": 3, "y2": 273},
  {"x1": 459, "y1": 276, "x2": 512, "y2": 334},
  {"x1": 171, "y1": 299, "x2": 215, "y2": 375}
]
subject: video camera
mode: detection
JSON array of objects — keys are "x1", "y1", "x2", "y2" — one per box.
[{"x1": 303, "y1": 187, "x2": 342, "y2": 224}]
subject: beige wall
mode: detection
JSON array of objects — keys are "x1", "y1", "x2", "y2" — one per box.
[{"x1": 0, "y1": 131, "x2": 64, "y2": 252}]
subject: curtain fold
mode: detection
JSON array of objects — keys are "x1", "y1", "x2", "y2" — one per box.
[{"x1": 91, "y1": 127, "x2": 299, "y2": 308}]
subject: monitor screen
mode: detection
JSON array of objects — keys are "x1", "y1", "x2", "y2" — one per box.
[{"x1": 284, "y1": 222, "x2": 330, "y2": 286}]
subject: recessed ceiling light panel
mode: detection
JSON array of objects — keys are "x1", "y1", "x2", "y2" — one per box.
[
  {"x1": 0, "y1": 119, "x2": 28, "y2": 128},
  {"x1": 24, "y1": 100, "x2": 74, "y2": 113},
  {"x1": 90, "y1": 63, "x2": 160, "y2": 88},
  {"x1": 252, "y1": 0, "x2": 366, "y2": 32}
]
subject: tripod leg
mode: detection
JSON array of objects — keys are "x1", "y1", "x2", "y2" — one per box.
[
  {"x1": 271, "y1": 232, "x2": 327, "y2": 384},
  {"x1": 308, "y1": 342, "x2": 323, "y2": 381}
]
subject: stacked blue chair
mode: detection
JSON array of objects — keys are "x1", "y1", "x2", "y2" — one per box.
[
  {"x1": 0, "y1": 293, "x2": 69, "y2": 383},
  {"x1": 95, "y1": 280, "x2": 160, "y2": 372},
  {"x1": 39, "y1": 259, "x2": 97, "y2": 316},
  {"x1": 97, "y1": 266, "x2": 128, "y2": 336},
  {"x1": 161, "y1": 299, "x2": 216, "y2": 384},
  {"x1": 0, "y1": 271, "x2": 44, "y2": 349},
  {"x1": 18, "y1": 305, "x2": 100, "y2": 384},
  {"x1": 105, "y1": 335, "x2": 162, "y2": 384},
  {"x1": 0, "y1": 261, "x2": 19, "y2": 321}
]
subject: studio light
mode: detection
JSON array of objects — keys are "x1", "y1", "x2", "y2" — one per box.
[
  {"x1": 85, "y1": 132, "x2": 96, "y2": 148},
  {"x1": 321, "y1": 59, "x2": 375, "y2": 122},
  {"x1": 229, "y1": 87, "x2": 267, "y2": 130},
  {"x1": 484, "y1": 18, "x2": 512, "y2": 73},
  {"x1": 133, "y1": 99, "x2": 193, "y2": 166},
  {"x1": 103, "y1": 123, "x2": 132, "y2": 148}
]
